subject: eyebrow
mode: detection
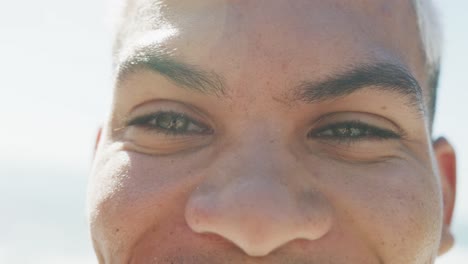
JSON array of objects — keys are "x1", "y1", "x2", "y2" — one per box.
[
  {"x1": 118, "y1": 48, "x2": 424, "y2": 113},
  {"x1": 293, "y1": 63, "x2": 424, "y2": 112},
  {"x1": 117, "y1": 47, "x2": 226, "y2": 96}
]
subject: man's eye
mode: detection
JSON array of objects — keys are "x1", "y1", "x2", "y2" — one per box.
[
  {"x1": 308, "y1": 121, "x2": 401, "y2": 141},
  {"x1": 127, "y1": 111, "x2": 212, "y2": 135}
]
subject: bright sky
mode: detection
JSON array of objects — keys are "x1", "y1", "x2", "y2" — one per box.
[{"x1": 0, "y1": 0, "x2": 466, "y2": 263}]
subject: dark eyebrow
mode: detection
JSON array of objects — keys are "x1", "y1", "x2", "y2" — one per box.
[
  {"x1": 117, "y1": 47, "x2": 226, "y2": 96},
  {"x1": 118, "y1": 48, "x2": 424, "y2": 113},
  {"x1": 293, "y1": 63, "x2": 424, "y2": 113}
]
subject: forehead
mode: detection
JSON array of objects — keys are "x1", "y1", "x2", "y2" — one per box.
[{"x1": 115, "y1": 0, "x2": 427, "y2": 98}]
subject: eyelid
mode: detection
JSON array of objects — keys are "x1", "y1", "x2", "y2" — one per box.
[
  {"x1": 126, "y1": 110, "x2": 213, "y2": 134},
  {"x1": 126, "y1": 110, "x2": 186, "y2": 126},
  {"x1": 306, "y1": 111, "x2": 409, "y2": 144},
  {"x1": 308, "y1": 120, "x2": 402, "y2": 140},
  {"x1": 123, "y1": 99, "x2": 216, "y2": 130},
  {"x1": 310, "y1": 112, "x2": 406, "y2": 134}
]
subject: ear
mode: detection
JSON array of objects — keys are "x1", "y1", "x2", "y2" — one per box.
[
  {"x1": 433, "y1": 137, "x2": 457, "y2": 256},
  {"x1": 93, "y1": 127, "x2": 103, "y2": 159}
]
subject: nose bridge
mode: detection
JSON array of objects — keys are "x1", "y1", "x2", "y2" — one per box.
[{"x1": 185, "y1": 134, "x2": 333, "y2": 257}]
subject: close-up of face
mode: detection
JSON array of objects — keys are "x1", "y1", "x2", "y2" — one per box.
[{"x1": 87, "y1": 0, "x2": 457, "y2": 263}]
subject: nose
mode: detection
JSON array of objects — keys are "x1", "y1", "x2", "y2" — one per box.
[{"x1": 184, "y1": 139, "x2": 333, "y2": 257}]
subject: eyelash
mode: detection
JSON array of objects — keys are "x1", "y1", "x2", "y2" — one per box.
[
  {"x1": 308, "y1": 121, "x2": 401, "y2": 141},
  {"x1": 128, "y1": 112, "x2": 401, "y2": 141},
  {"x1": 127, "y1": 111, "x2": 213, "y2": 135}
]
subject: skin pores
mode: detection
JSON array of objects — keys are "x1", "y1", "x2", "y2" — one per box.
[{"x1": 88, "y1": 1, "x2": 455, "y2": 263}]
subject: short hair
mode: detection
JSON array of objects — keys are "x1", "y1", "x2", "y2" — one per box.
[{"x1": 110, "y1": 0, "x2": 443, "y2": 126}]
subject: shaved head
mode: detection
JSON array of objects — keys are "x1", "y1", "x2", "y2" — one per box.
[
  {"x1": 88, "y1": 1, "x2": 456, "y2": 263},
  {"x1": 109, "y1": 0, "x2": 441, "y2": 125}
]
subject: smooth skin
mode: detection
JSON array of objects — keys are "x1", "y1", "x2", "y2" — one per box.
[{"x1": 88, "y1": 0, "x2": 457, "y2": 263}]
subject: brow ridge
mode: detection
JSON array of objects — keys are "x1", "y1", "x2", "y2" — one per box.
[
  {"x1": 294, "y1": 63, "x2": 424, "y2": 112},
  {"x1": 119, "y1": 50, "x2": 424, "y2": 114},
  {"x1": 117, "y1": 48, "x2": 226, "y2": 96}
]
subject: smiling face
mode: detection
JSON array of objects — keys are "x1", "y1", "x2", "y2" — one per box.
[{"x1": 88, "y1": 0, "x2": 456, "y2": 263}]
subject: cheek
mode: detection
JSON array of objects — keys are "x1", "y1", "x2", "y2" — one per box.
[
  {"x1": 323, "y1": 159, "x2": 443, "y2": 262},
  {"x1": 87, "y1": 149, "x2": 131, "y2": 259},
  {"x1": 87, "y1": 149, "x2": 204, "y2": 261}
]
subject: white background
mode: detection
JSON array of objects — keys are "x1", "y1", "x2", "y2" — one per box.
[{"x1": 0, "y1": 0, "x2": 466, "y2": 263}]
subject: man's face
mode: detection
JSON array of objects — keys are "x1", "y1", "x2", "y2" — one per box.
[{"x1": 88, "y1": 0, "x2": 456, "y2": 263}]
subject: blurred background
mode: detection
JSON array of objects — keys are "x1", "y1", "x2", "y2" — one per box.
[{"x1": 0, "y1": 0, "x2": 466, "y2": 263}]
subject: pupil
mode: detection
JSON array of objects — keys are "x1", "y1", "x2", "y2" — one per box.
[
  {"x1": 174, "y1": 117, "x2": 188, "y2": 130},
  {"x1": 349, "y1": 127, "x2": 361, "y2": 137},
  {"x1": 157, "y1": 114, "x2": 174, "y2": 128},
  {"x1": 157, "y1": 114, "x2": 188, "y2": 131},
  {"x1": 333, "y1": 125, "x2": 364, "y2": 137},
  {"x1": 337, "y1": 127, "x2": 348, "y2": 135}
]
